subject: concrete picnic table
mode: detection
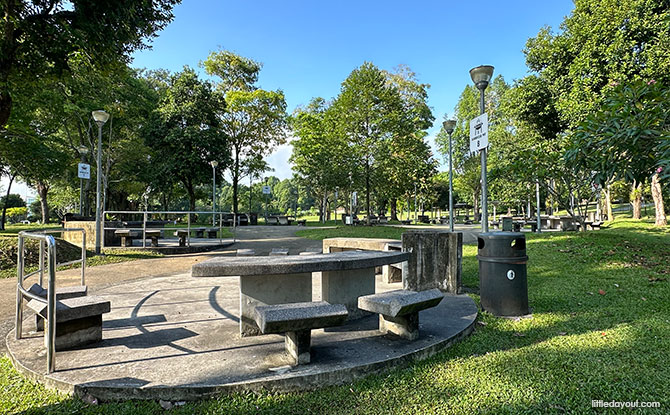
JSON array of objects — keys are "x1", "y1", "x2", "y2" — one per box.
[{"x1": 191, "y1": 250, "x2": 409, "y2": 336}]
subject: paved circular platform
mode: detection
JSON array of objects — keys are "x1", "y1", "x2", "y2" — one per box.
[{"x1": 7, "y1": 271, "x2": 477, "y2": 402}]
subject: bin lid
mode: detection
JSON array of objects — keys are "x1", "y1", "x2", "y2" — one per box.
[{"x1": 477, "y1": 232, "x2": 526, "y2": 258}]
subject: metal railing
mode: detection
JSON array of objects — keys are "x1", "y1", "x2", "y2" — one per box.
[
  {"x1": 15, "y1": 228, "x2": 87, "y2": 374},
  {"x1": 102, "y1": 210, "x2": 238, "y2": 249}
]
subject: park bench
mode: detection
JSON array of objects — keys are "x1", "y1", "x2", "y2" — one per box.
[
  {"x1": 191, "y1": 250, "x2": 409, "y2": 336},
  {"x1": 266, "y1": 216, "x2": 279, "y2": 225},
  {"x1": 206, "y1": 228, "x2": 218, "y2": 238},
  {"x1": 417, "y1": 215, "x2": 430, "y2": 224},
  {"x1": 27, "y1": 283, "x2": 88, "y2": 331},
  {"x1": 145, "y1": 229, "x2": 161, "y2": 247},
  {"x1": 358, "y1": 289, "x2": 443, "y2": 340},
  {"x1": 269, "y1": 248, "x2": 289, "y2": 256},
  {"x1": 278, "y1": 216, "x2": 293, "y2": 225},
  {"x1": 27, "y1": 295, "x2": 110, "y2": 350},
  {"x1": 400, "y1": 219, "x2": 411, "y2": 225},
  {"x1": 296, "y1": 219, "x2": 306, "y2": 226},
  {"x1": 322, "y1": 237, "x2": 406, "y2": 284},
  {"x1": 174, "y1": 229, "x2": 189, "y2": 246},
  {"x1": 378, "y1": 216, "x2": 389, "y2": 224},
  {"x1": 193, "y1": 227, "x2": 206, "y2": 238},
  {"x1": 254, "y1": 301, "x2": 348, "y2": 365},
  {"x1": 115, "y1": 229, "x2": 140, "y2": 246}
]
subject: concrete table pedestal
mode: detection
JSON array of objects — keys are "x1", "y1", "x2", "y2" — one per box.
[{"x1": 321, "y1": 268, "x2": 375, "y2": 320}]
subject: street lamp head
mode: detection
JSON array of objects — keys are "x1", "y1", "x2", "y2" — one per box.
[
  {"x1": 443, "y1": 119, "x2": 457, "y2": 135},
  {"x1": 91, "y1": 110, "x2": 110, "y2": 126},
  {"x1": 211, "y1": 160, "x2": 218, "y2": 168},
  {"x1": 77, "y1": 145, "x2": 89, "y2": 156},
  {"x1": 469, "y1": 65, "x2": 495, "y2": 90}
]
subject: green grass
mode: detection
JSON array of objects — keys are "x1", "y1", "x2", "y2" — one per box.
[{"x1": 2, "y1": 219, "x2": 669, "y2": 414}]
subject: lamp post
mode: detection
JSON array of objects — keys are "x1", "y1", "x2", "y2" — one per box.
[
  {"x1": 92, "y1": 110, "x2": 109, "y2": 255},
  {"x1": 211, "y1": 161, "x2": 218, "y2": 226},
  {"x1": 443, "y1": 120, "x2": 457, "y2": 232},
  {"x1": 77, "y1": 145, "x2": 89, "y2": 216},
  {"x1": 469, "y1": 65, "x2": 494, "y2": 233}
]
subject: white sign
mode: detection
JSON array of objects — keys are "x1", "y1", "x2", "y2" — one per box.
[
  {"x1": 262, "y1": 185, "x2": 271, "y2": 195},
  {"x1": 77, "y1": 163, "x2": 91, "y2": 179},
  {"x1": 469, "y1": 113, "x2": 489, "y2": 152}
]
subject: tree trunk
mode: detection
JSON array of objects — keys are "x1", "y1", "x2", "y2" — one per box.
[
  {"x1": 232, "y1": 146, "x2": 240, "y2": 216},
  {"x1": 472, "y1": 193, "x2": 479, "y2": 222},
  {"x1": 390, "y1": 199, "x2": 398, "y2": 221},
  {"x1": 651, "y1": 173, "x2": 667, "y2": 226},
  {"x1": 605, "y1": 183, "x2": 613, "y2": 221},
  {"x1": 632, "y1": 181, "x2": 642, "y2": 220},
  {"x1": 365, "y1": 160, "x2": 371, "y2": 225},
  {"x1": 0, "y1": 174, "x2": 14, "y2": 230},
  {"x1": 36, "y1": 181, "x2": 50, "y2": 224}
]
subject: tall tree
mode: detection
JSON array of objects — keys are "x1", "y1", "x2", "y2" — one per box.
[
  {"x1": 202, "y1": 50, "x2": 288, "y2": 215},
  {"x1": 144, "y1": 67, "x2": 226, "y2": 211},
  {"x1": 0, "y1": 0, "x2": 180, "y2": 126},
  {"x1": 331, "y1": 62, "x2": 404, "y2": 224}
]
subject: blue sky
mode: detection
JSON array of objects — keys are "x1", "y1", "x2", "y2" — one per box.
[
  {"x1": 129, "y1": 0, "x2": 575, "y2": 181},
  {"x1": 6, "y1": 1, "x2": 575, "y2": 196}
]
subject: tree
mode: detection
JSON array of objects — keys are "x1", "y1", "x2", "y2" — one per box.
[
  {"x1": 331, "y1": 62, "x2": 405, "y2": 224},
  {"x1": 0, "y1": 0, "x2": 180, "y2": 127},
  {"x1": 203, "y1": 50, "x2": 288, "y2": 215},
  {"x1": 570, "y1": 79, "x2": 668, "y2": 225},
  {"x1": 291, "y1": 98, "x2": 355, "y2": 222},
  {"x1": 144, "y1": 67, "x2": 226, "y2": 211}
]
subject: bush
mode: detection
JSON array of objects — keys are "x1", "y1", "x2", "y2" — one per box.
[
  {"x1": 5, "y1": 207, "x2": 27, "y2": 223},
  {"x1": 0, "y1": 235, "x2": 82, "y2": 274}
]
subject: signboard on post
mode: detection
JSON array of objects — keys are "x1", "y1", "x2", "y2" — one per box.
[
  {"x1": 469, "y1": 113, "x2": 489, "y2": 153},
  {"x1": 77, "y1": 163, "x2": 90, "y2": 179},
  {"x1": 262, "y1": 185, "x2": 271, "y2": 195}
]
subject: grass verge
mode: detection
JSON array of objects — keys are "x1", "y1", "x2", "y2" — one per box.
[{"x1": 1, "y1": 219, "x2": 668, "y2": 414}]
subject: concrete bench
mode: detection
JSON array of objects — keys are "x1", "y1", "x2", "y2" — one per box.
[
  {"x1": 269, "y1": 248, "x2": 289, "y2": 256},
  {"x1": 254, "y1": 301, "x2": 348, "y2": 365},
  {"x1": 323, "y1": 238, "x2": 405, "y2": 284},
  {"x1": 278, "y1": 216, "x2": 292, "y2": 226},
  {"x1": 28, "y1": 283, "x2": 88, "y2": 331},
  {"x1": 193, "y1": 227, "x2": 206, "y2": 238},
  {"x1": 27, "y1": 295, "x2": 111, "y2": 350},
  {"x1": 114, "y1": 229, "x2": 140, "y2": 247},
  {"x1": 358, "y1": 289, "x2": 443, "y2": 340},
  {"x1": 192, "y1": 250, "x2": 409, "y2": 336},
  {"x1": 266, "y1": 216, "x2": 279, "y2": 225},
  {"x1": 236, "y1": 248, "x2": 256, "y2": 256},
  {"x1": 174, "y1": 230, "x2": 189, "y2": 246},
  {"x1": 145, "y1": 229, "x2": 161, "y2": 247},
  {"x1": 296, "y1": 219, "x2": 306, "y2": 226},
  {"x1": 206, "y1": 228, "x2": 218, "y2": 238}
]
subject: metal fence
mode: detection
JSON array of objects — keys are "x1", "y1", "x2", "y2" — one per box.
[{"x1": 102, "y1": 210, "x2": 238, "y2": 249}]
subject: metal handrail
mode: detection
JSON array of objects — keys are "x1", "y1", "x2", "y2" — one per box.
[
  {"x1": 102, "y1": 210, "x2": 238, "y2": 249},
  {"x1": 15, "y1": 228, "x2": 87, "y2": 374}
]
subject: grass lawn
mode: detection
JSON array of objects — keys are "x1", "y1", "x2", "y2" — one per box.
[
  {"x1": 1, "y1": 219, "x2": 669, "y2": 414},
  {"x1": 296, "y1": 225, "x2": 410, "y2": 240}
]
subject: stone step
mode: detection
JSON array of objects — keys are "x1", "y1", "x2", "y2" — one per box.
[{"x1": 236, "y1": 249, "x2": 256, "y2": 256}]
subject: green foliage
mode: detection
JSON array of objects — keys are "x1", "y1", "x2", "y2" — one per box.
[
  {"x1": 203, "y1": 50, "x2": 288, "y2": 214},
  {"x1": 570, "y1": 79, "x2": 670, "y2": 184},
  {"x1": 0, "y1": 194, "x2": 25, "y2": 208},
  {"x1": 144, "y1": 67, "x2": 225, "y2": 210},
  {"x1": 4, "y1": 207, "x2": 27, "y2": 223}
]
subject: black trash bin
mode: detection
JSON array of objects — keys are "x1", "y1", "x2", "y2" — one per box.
[{"x1": 477, "y1": 232, "x2": 529, "y2": 316}]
